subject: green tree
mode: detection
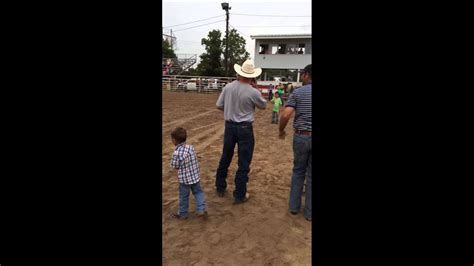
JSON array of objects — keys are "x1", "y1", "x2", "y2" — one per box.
[
  {"x1": 196, "y1": 30, "x2": 224, "y2": 76},
  {"x1": 223, "y1": 29, "x2": 251, "y2": 77},
  {"x1": 162, "y1": 38, "x2": 176, "y2": 59},
  {"x1": 195, "y1": 29, "x2": 250, "y2": 77}
]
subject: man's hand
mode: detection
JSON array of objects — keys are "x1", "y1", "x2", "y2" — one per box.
[{"x1": 279, "y1": 130, "x2": 286, "y2": 139}]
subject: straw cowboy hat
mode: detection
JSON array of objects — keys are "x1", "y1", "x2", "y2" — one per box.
[{"x1": 234, "y1": 59, "x2": 262, "y2": 78}]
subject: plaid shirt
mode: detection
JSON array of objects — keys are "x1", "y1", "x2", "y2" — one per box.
[{"x1": 170, "y1": 143, "x2": 200, "y2": 185}]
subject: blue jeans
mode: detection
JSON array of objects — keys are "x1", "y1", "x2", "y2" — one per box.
[
  {"x1": 271, "y1": 111, "x2": 279, "y2": 123},
  {"x1": 178, "y1": 182, "x2": 206, "y2": 217},
  {"x1": 216, "y1": 121, "x2": 255, "y2": 201},
  {"x1": 289, "y1": 134, "x2": 312, "y2": 219}
]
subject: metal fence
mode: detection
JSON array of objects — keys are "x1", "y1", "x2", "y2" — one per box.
[{"x1": 162, "y1": 75, "x2": 237, "y2": 93}]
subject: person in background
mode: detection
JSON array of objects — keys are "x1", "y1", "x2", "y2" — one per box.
[
  {"x1": 288, "y1": 83, "x2": 295, "y2": 94},
  {"x1": 271, "y1": 91, "x2": 283, "y2": 124},
  {"x1": 197, "y1": 78, "x2": 202, "y2": 93},
  {"x1": 277, "y1": 85, "x2": 285, "y2": 106},
  {"x1": 268, "y1": 83, "x2": 274, "y2": 100}
]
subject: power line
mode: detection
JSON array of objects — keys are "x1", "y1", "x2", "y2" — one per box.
[
  {"x1": 230, "y1": 12, "x2": 311, "y2": 17},
  {"x1": 163, "y1": 14, "x2": 225, "y2": 28},
  {"x1": 172, "y1": 20, "x2": 226, "y2": 32},
  {"x1": 229, "y1": 24, "x2": 250, "y2": 37},
  {"x1": 176, "y1": 43, "x2": 201, "y2": 46},
  {"x1": 178, "y1": 40, "x2": 202, "y2": 44},
  {"x1": 232, "y1": 25, "x2": 311, "y2": 28}
]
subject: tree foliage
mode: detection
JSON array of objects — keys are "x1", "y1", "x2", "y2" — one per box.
[
  {"x1": 223, "y1": 29, "x2": 250, "y2": 77},
  {"x1": 196, "y1": 30, "x2": 224, "y2": 76},
  {"x1": 162, "y1": 38, "x2": 176, "y2": 59},
  {"x1": 195, "y1": 29, "x2": 250, "y2": 77}
]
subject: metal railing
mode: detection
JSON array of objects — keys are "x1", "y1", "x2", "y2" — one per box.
[
  {"x1": 162, "y1": 54, "x2": 197, "y2": 75},
  {"x1": 162, "y1": 75, "x2": 237, "y2": 93}
]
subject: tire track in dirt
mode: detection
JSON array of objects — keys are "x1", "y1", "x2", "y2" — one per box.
[
  {"x1": 162, "y1": 109, "x2": 218, "y2": 129},
  {"x1": 189, "y1": 121, "x2": 220, "y2": 133},
  {"x1": 188, "y1": 122, "x2": 225, "y2": 153}
]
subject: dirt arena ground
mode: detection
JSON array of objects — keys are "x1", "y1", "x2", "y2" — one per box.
[{"x1": 162, "y1": 91, "x2": 311, "y2": 265}]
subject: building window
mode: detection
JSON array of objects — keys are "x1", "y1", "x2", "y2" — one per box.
[
  {"x1": 271, "y1": 45, "x2": 279, "y2": 54},
  {"x1": 259, "y1": 44, "x2": 269, "y2": 54},
  {"x1": 277, "y1": 44, "x2": 286, "y2": 54},
  {"x1": 297, "y1": 43, "x2": 305, "y2": 54},
  {"x1": 287, "y1": 44, "x2": 297, "y2": 54}
]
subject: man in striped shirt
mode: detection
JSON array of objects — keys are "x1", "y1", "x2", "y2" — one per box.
[
  {"x1": 170, "y1": 127, "x2": 207, "y2": 219},
  {"x1": 278, "y1": 64, "x2": 312, "y2": 222}
]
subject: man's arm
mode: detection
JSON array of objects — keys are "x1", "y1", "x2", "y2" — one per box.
[
  {"x1": 279, "y1": 91, "x2": 296, "y2": 138},
  {"x1": 253, "y1": 90, "x2": 267, "y2": 110},
  {"x1": 279, "y1": 106, "x2": 295, "y2": 138}
]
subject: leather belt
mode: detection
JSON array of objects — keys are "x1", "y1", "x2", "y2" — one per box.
[
  {"x1": 226, "y1": 120, "x2": 252, "y2": 125},
  {"x1": 295, "y1": 129, "x2": 312, "y2": 136}
]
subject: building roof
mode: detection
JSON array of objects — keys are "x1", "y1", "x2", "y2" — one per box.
[{"x1": 250, "y1": 34, "x2": 311, "y2": 40}]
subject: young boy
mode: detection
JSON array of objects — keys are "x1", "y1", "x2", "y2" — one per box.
[
  {"x1": 271, "y1": 92, "x2": 283, "y2": 124},
  {"x1": 170, "y1": 127, "x2": 207, "y2": 219}
]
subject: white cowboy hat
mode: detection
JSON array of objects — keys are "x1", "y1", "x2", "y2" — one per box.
[{"x1": 234, "y1": 59, "x2": 262, "y2": 78}]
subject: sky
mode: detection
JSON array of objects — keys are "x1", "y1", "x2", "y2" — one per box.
[{"x1": 162, "y1": 0, "x2": 311, "y2": 65}]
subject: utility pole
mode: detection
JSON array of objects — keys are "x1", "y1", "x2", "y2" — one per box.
[
  {"x1": 170, "y1": 29, "x2": 172, "y2": 49},
  {"x1": 221, "y1": 3, "x2": 231, "y2": 77}
]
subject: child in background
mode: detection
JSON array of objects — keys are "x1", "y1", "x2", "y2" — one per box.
[
  {"x1": 288, "y1": 83, "x2": 294, "y2": 94},
  {"x1": 268, "y1": 83, "x2": 274, "y2": 100},
  {"x1": 271, "y1": 92, "x2": 283, "y2": 124},
  {"x1": 277, "y1": 85, "x2": 285, "y2": 106},
  {"x1": 170, "y1": 127, "x2": 207, "y2": 220}
]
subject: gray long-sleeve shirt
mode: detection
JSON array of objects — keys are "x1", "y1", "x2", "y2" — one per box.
[{"x1": 216, "y1": 80, "x2": 267, "y2": 123}]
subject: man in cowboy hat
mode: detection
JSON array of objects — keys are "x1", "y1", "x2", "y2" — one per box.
[
  {"x1": 278, "y1": 64, "x2": 312, "y2": 221},
  {"x1": 215, "y1": 59, "x2": 267, "y2": 204}
]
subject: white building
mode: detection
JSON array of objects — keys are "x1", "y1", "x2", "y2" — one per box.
[{"x1": 251, "y1": 34, "x2": 311, "y2": 83}]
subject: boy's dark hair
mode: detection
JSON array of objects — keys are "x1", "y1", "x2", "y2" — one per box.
[{"x1": 171, "y1": 127, "x2": 187, "y2": 143}]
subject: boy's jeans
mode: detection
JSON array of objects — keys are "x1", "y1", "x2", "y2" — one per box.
[
  {"x1": 216, "y1": 121, "x2": 255, "y2": 201},
  {"x1": 271, "y1": 111, "x2": 279, "y2": 123},
  {"x1": 178, "y1": 182, "x2": 206, "y2": 217},
  {"x1": 289, "y1": 134, "x2": 312, "y2": 219}
]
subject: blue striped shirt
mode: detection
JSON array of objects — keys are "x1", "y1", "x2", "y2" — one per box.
[
  {"x1": 285, "y1": 83, "x2": 312, "y2": 131},
  {"x1": 171, "y1": 143, "x2": 200, "y2": 185}
]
